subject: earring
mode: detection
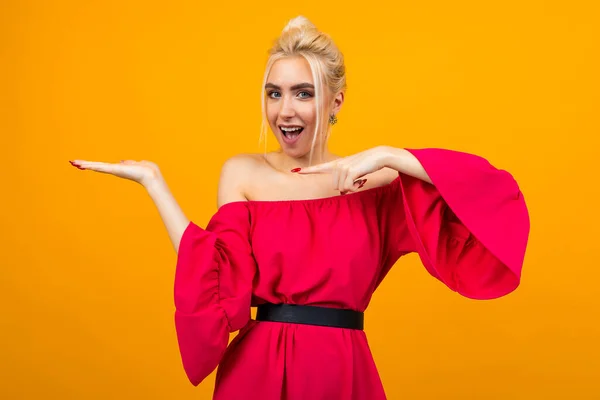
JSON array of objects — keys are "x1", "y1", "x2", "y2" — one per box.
[{"x1": 329, "y1": 114, "x2": 338, "y2": 125}]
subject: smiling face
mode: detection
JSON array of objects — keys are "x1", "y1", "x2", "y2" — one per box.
[{"x1": 264, "y1": 55, "x2": 340, "y2": 159}]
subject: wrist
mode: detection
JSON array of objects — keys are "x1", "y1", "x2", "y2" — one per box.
[
  {"x1": 379, "y1": 146, "x2": 410, "y2": 169},
  {"x1": 144, "y1": 176, "x2": 169, "y2": 195}
]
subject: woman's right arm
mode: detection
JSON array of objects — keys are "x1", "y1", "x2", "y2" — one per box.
[
  {"x1": 70, "y1": 155, "x2": 257, "y2": 253},
  {"x1": 144, "y1": 178, "x2": 189, "y2": 253},
  {"x1": 70, "y1": 159, "x2": 189, "y2": 253}
]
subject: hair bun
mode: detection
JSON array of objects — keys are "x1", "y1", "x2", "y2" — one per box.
[{"x1": 282, "y1": 15, "x2": 317, "y2": 33}]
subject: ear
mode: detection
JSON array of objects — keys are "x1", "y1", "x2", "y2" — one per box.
[{"x1": 330, "y1": 90, "x2": 345, "y2": 116}]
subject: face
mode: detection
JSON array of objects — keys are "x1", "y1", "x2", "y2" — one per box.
[{"x1": 264, "y1": 56, "x2": 343, "y2": 159}]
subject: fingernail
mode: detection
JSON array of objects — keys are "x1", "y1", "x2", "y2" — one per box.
[
  {"x1": 291, "y1": 168, "x2": 301, "y2": 173},
  {"x1": 70, "y1": 161, "x2": 85, "y2": 170}
]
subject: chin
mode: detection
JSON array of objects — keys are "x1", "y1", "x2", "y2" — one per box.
[
  {"x1": 285, "y1": 149, "x2": 311, "y2": 159},
  {"x1": 277, "y1": 143, "x2": 308, "y2": 158},
  {"x1": 271, "y1": 133, "x2": 305, "y2": 156}
]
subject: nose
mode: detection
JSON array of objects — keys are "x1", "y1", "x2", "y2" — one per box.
[{"x1": 278, "y1": 96, "x2": 295, "y2": 119}]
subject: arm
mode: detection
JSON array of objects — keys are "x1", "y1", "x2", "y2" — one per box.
[
  {"x1": 380, "y1": 146, "x2": 433, "y2": 184},
  {"x1": 146, "y1": 153, "x2": 258, "y2": 251},
  {"x1": 148, "y1": 153, "x2": 259, "y2": 250},
  {"x1": 70, "y1": 158, "x2": 189, "y2": 253},
  {"x1": 71, "y1": 155, "x2": 255, "y2": 252},
  {"x1": 293, "y1": 145, "x2": 433, "y2": 191},
  {"x1": 145, "y1": 178, "x2": 190, "y2": 253},
  {"x1": 386, "y1": 147, "x2": 529, "y2": 299}
]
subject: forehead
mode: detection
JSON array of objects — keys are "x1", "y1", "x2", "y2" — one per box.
[{"x1": 267, "y1": 56, "x2": 313, "y2": 85}]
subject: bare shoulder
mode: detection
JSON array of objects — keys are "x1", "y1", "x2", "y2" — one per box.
[{"x1": 217, "y1": 153, "x2": 265, "y2": 208}]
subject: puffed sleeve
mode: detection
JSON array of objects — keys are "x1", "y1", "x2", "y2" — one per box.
[
  {"x1": 173, "y1": 203, "x2": 256, "y2": 386},
  {"x1": 389, "y1": 148, "x2": 530, "y2": 300}
]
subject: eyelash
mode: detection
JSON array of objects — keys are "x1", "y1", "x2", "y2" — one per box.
[{"x1": 267, "y1": 91, "x2": 313, "y2": 99}]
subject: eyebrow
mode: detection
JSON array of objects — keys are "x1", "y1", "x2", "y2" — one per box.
[{"x1": 265, "y1": 82, "x2": 315, "y2": 90}]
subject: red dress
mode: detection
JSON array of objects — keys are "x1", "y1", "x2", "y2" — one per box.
[{"x1": 173, "y1": 148, "x2": 530, "y2": 399}]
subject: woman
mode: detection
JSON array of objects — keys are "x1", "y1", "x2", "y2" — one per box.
[{"x1": 70, "y1": 16, "x2": 530, "y2": 400}]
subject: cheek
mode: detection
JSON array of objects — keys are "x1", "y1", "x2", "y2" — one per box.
[
  {"x1": 266, "y1": 104, "x2": 278, "y2": 123},
  {"x1": 297, "y1": 103, "x2": 316, "y2": 122}
]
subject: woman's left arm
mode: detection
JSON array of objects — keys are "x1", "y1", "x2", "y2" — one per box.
[
  {"x1": 378, "y1": 146, "x2": 433, "y2": 184},
  {"x1": 294, "y1": 145, "x2": 433, "y2": 192}
]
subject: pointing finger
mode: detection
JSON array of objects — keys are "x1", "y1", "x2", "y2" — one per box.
[{"x1": 292, "y1": 160, "x2": 337, "y2": 174}]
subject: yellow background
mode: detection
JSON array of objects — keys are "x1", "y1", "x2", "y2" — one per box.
[{"x1": 2, "y1": 0, "x2": 599, "y2": 399}]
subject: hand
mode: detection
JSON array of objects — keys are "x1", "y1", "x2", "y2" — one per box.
[
  {"x1": 69, "y1": 159, "x2": 164, "y2": 188},
  {"x1": 293, "y1": 146, "x2": 392, "y2": 194}
]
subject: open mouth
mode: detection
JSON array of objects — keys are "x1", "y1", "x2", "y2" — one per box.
[{"x1": 279, "y1": 126, "x2": 304, "y2": 143}]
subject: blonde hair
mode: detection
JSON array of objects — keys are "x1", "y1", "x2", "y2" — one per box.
[{"x1": 259, "y1": 16, "x2": 347, "y2": 165}]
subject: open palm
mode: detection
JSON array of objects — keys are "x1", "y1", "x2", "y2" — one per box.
[{"x1": 70, "y1": 159, "x2": 162, "y2": 187}]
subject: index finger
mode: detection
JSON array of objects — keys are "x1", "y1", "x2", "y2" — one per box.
[{"x1": 292, "y1": 160, "x2": 337, "y2": 174}]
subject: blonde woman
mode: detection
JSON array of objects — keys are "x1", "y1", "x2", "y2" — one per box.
[{"x1": 70, "y1": 16, "x2": 530, "y2": 400}]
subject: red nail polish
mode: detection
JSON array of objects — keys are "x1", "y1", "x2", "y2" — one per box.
[{"x1": 291, "y1": 168, "x2": 301, "y2": 173}]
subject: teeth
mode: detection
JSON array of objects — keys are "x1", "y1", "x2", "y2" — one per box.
[{"x1": 281, "y1": 127, "x2": 302, "y2": 132}]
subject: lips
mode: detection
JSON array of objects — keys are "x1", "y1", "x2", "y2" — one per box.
[{"x1": 279, "y1": 126, "x2": 304, "y2": 144}]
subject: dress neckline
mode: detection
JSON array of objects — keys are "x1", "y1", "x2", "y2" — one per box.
[{"x1": 218, "y1": 173, "x2": 401, "y2": 211}]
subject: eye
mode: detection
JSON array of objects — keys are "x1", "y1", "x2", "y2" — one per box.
[
  {"x1": 298, "y1": 91, "x2": 313, "y2": 99},
  {"x1": 267, "y1": 91, "x2": 281, "y2": 98}
]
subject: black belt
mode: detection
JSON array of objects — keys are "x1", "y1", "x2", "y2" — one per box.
[{"x1": 255, "y1": 303, "x2": 364, "y2": 330}]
